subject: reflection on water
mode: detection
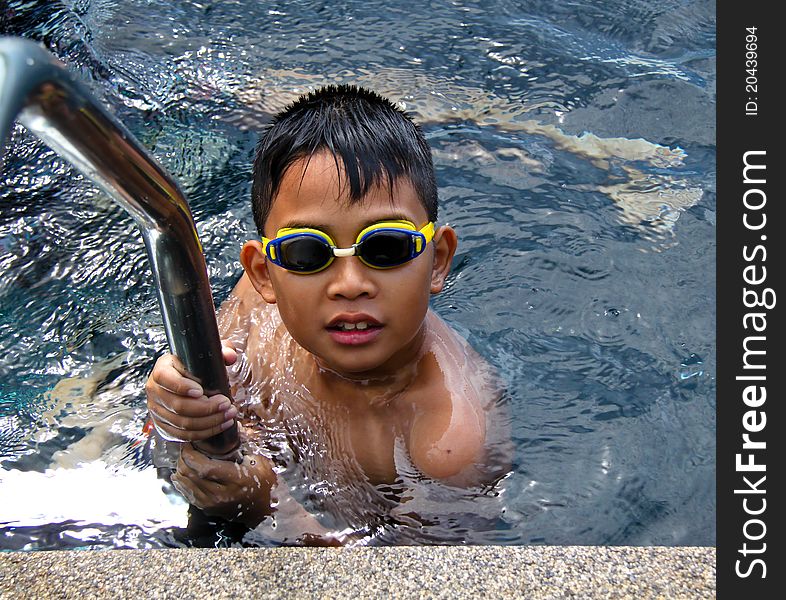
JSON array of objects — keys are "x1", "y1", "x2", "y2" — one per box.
[{"x1": 0, "y1": 0, "x2": 715, "y2": 548}]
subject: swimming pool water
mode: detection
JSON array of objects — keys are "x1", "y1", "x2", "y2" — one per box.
[{"x1": 0, "y1": 0, "x2": 715, "y2": 548}]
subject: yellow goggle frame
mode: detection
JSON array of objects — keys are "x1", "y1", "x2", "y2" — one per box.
[{"x1": 262, "y1": 220, "x2": 436, "y2": 274}]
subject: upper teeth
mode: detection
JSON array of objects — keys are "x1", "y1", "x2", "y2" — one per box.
[{"x1": 338, "y1": 322, "x2": 368, "y2": 330}]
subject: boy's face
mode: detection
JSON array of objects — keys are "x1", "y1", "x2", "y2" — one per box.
[{"x1": 241, "y1": 151, "x2": 456, "y2": 378}]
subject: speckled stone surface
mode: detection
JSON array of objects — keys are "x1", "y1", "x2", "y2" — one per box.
[{"x1": 0, "y1": 546, "x2": 714, "y2": 599}]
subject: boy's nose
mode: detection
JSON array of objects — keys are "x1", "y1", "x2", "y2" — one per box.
[{"x1": 325, "y1": 256, "x2": 379, "y2": 300}]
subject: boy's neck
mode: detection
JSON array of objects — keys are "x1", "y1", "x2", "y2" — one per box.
[{"x1": 309, "y1": 320, "x2": 430, "y2": 407}]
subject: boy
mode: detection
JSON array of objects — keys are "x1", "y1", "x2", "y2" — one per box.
[{"x1": 146, "y1": 85, "x2": 505, "y2": 543}]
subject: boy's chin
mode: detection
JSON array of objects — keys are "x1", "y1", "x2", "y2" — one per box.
[{"x1": 313, "y1": 352, "x2": 394, "y2": 381}]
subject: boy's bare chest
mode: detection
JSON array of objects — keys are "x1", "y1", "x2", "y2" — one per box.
[{"x1": 344, "y1": 411, "x2": 402, "y2": 484}]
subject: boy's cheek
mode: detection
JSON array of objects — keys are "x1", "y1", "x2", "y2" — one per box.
[{"x1": 271, "y1": 279, "x2": 314, "y2": 319}]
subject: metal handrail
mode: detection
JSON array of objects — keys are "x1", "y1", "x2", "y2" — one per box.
[{"x1": 0, "y1": 36, "x2": 240, "y2": 460}]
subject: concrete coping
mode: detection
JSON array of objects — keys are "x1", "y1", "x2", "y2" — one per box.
[{"x1": 0, "y1": 545, "x2": 715, "y2": 598}]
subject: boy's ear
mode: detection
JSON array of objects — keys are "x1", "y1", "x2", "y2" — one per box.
[
  {"x1": 430, "y1": 225, "x2": 458, "y2": 294},
  {"x1": 240, "y1": 241, "x2": 277, "y2": 304}
]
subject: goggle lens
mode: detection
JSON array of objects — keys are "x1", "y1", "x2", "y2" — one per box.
[
  {"x1": 359, "y1": 230, "x2": 414, "y2": 267},
  {"x1": 278, "y1": 235, "x2": 333, "y2": 272}
]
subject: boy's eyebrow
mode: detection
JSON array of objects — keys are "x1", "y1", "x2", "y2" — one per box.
[
  {"x1": 279, "y1": 214, "x2": 415, "y2": 232},
  {"x1": 279, "y1": 220, "x2": 328, "y2": 230}
]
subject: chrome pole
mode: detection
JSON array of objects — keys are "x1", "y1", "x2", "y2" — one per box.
[{"x1": 0, "y1": 37, "x2": 240, "y2": 460}]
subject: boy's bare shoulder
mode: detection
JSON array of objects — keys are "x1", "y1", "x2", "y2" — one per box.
[
  {"x1": 404, "y1": 312, "x2": 499, "y2": 480},
  {"x1": 217, "y1": 274, "x2": 260, "y2": 345},
  {"x1": 218, "y1": 274, "x2": 293, "y2": 393}
]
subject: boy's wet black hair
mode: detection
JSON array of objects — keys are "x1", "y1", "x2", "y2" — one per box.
[{"x1": 251, "y1": 85, "x2": 438, "y2": 234}]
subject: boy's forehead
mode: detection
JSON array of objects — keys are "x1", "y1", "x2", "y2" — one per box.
[{"x1": 268, "y1": 152, "x2": 426, "y2": 228}]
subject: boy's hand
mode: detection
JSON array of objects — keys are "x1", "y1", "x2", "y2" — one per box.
[
  {"x1": 172, "y1": 443, "x2": 276, "y2": 528},
  {"x1": 145, "y1": 346, "x2": 238, "y2": 442}
]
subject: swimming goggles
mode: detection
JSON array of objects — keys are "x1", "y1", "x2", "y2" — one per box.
[{"x1": 262, "y1": 220, "x2": 436, "y2": 274}]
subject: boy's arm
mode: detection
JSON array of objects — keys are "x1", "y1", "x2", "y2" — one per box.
[
  {"x1": 146, "y1": 354, "x2": 278, "y2": 525},
  {"x1": 406, "y1": 318, "x2": 511, "y2": 487},
  {"x1": 408, "y1": 393, "x2": 512, "y2": 488},
  {"x1": 408, "y1": 402, "x2": 486, "y2": 482},
  {"x1": 404, "y1": 351, "x2": 487, "y2": 482},
  {"x1": 146, "y1": 274, "x2": 296, "y2": 529}
]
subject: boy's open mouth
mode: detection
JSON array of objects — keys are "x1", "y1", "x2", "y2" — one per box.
[{"x1": 326, "y1": 315, "x2": 383, "y2": 345}]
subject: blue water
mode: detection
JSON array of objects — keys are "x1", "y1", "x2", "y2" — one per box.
[{"x1": 0, "y1": 0, "x2": 715, "y2": 548}]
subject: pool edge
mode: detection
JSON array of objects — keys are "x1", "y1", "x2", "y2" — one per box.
[{"x1": 0, "y1": 545, "x2": 715, "y2": 598}]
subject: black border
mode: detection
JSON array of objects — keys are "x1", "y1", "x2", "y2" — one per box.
[{"x1": 717, "y1": 4, "x2": 784, "y2": 596}]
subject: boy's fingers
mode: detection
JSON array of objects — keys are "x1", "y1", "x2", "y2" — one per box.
[
  {"x1": 145, "y1": 352, "x2": 237, "y2": 443},
  {"x1": 172, "y1": 468, "x2": 221, "y2": 502},
  {"x1": 221, "y1": 340, "x2": 238, "y2": 366},
  {"x1": 152, "y1": 411, "x2": 236, "y2": 442},
  {"x1": 178, "y1": 409, "x2": 237, "y2": 436},
  {"x1": 166, "y1": 354, "x2": 201, "y2": 383},
  {"x1": 148, "y1": 395, "x2": 236, "y2": 440},
  {"x1": 222, "y1": 347, "x2": 238, "y2": 366},
  {"x1": 181, "y1": 445, "x2": 271, "y2": 484},
  {"x1": 150, "y1": 416, "x2": 196, "y2": 443},
  {"x1": 180, "y1": 444, "x2": 238, "y2": 483},
  {"x1": 180, "y1": 443, "x2": 215, "y2": 476},
  {"x1": 170, "y1": 472, "x2": 197, "y2": 504},
  {"x1": 149, "y1": 386, "x2": 232, "y2": 418},
  {"x1": 152, "y1": 355, "x2": 203, "y2": 397},
  {"x1": 152, "y1": 419, "x2": 235, "y2": 443},
  {"x1": 172, "y1": 472, "x2": 224, "y2": 509},
  {"x1": 183, "y1": 406, "x2": 236, "y2": 430}
]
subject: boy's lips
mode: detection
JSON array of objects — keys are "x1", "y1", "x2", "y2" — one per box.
[{"x1": 326, "y1": 313, "x2": 383, "y2": 346}]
